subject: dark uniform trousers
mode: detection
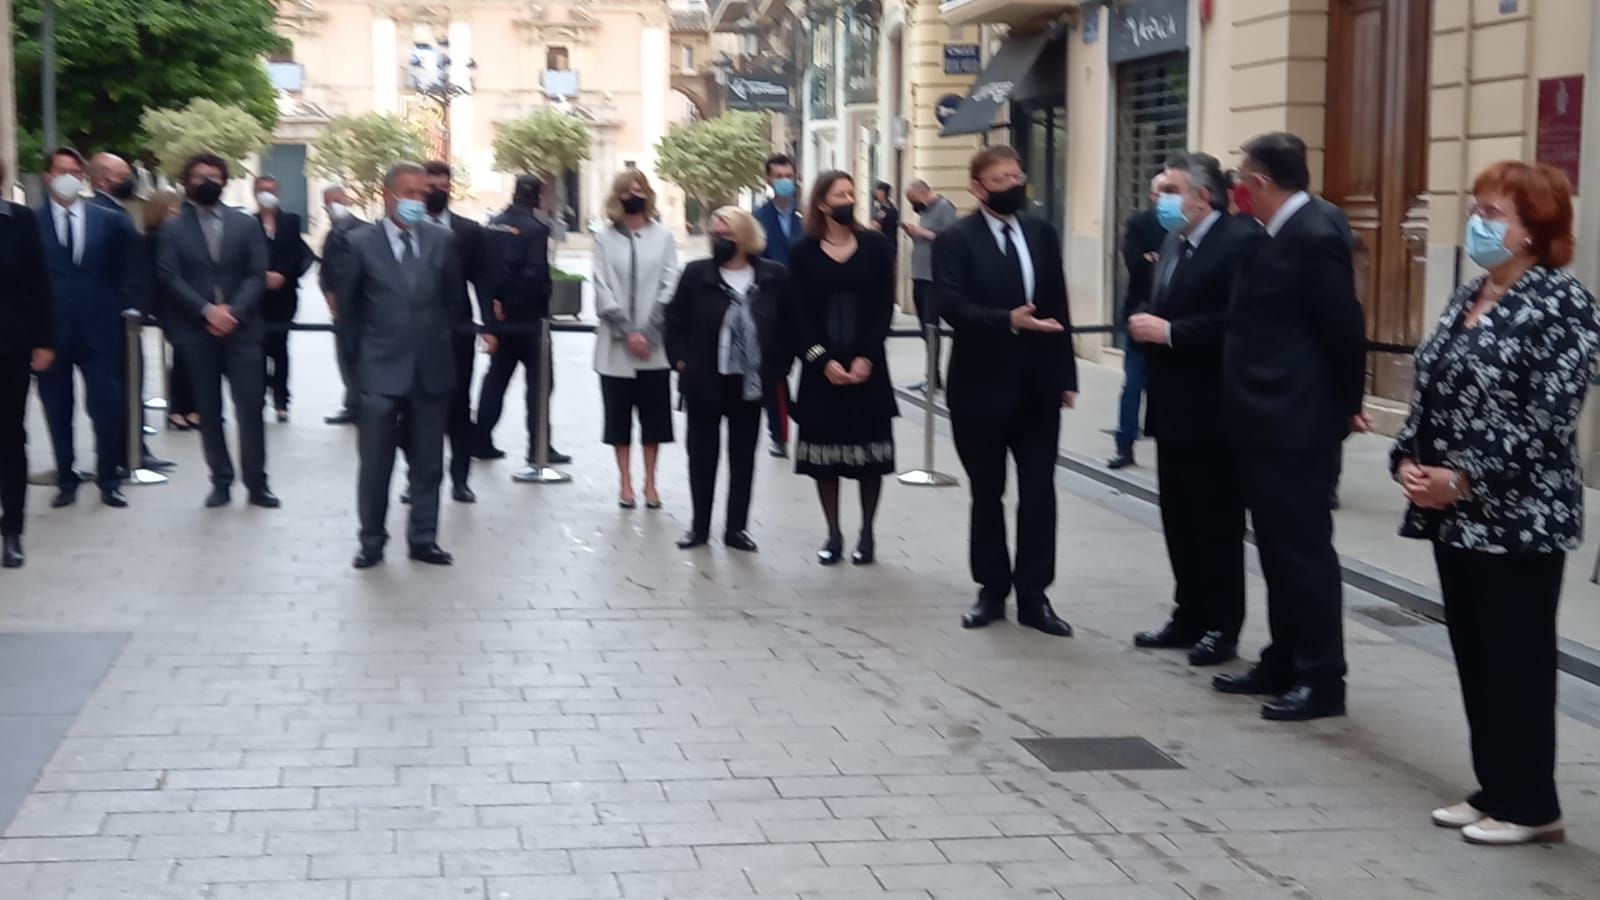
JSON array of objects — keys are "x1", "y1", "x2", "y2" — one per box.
[
  {"x1": 1155, "y1": 440, "x2": 1246, "y2": 641},
  {"x1": 361, "y1": 388, "x2": 449, "y2": 552},
  {"x1": 951, "y1": 405, "x2": 1059, "y2": 602},
  {"x1": 476, "y1": 327, "x2": 551, "y2": 459},
  {"x1": 448, "y1": 334, "x2": 475, "y2": 484},
  {"x1": 0, "y1": 357, "x2": 30, "y2": 537}
]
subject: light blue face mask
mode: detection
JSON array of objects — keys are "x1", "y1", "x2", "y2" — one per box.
[
  {"x1": 1156, "y1": 193, "x2": 1188, "y2": 233},
  {"x1": 396, "y1": 198, "x2": 427, "y2": 227},
  {"x1": 1465, "y1": 213, "x2": 1514, "y2": 269},
  {"x1": 772, "y1": 178, "x2": 796, "y2": 199}
]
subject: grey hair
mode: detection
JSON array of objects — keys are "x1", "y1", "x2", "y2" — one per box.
[
  {"x1": 321, "y1": 183, "x2": 348, "y2": 201},
  {"x1": 1180, "y1": 152, "x2": 1230, "y2": 213},
  {"x1": 384, "y1": 161, "x2": 425, "y2": 188},
  {"x1": 908, "y1": 179, "x2": 930, "y2": 192}
]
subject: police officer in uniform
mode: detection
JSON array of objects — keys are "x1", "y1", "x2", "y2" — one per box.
[{"x1": 475, "y1": 174, "x2": 556, "y2": 463}]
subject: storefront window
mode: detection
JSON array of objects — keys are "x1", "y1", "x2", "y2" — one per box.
[
  {"x1": 843, "y1": 10, "x2": 879, "y2": 106},
  {"x1": 808, "y1": 17, "x2": 838, "y2": 120},
  {"x1": 1013, "y1": 100, "x2": 1067, "y2": 237},
  {"x1": 1112, "y1": 51, "x2": 1188, "y2": 338}
]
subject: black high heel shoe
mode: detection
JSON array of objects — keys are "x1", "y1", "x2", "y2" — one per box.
[
  {"x1": 817, "y1": 533, "x2": 844, "y2": 566},
  {"x1": 852, "y1": 533, "x2": 876, "y2": 566}
]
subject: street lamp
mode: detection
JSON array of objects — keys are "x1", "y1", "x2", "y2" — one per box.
[{"x1": 407, "y1": 37, "x2": 476, "y2": 161}]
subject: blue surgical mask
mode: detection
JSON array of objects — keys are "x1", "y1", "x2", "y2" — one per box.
[
  {"x1": 1465, "y1": 214, "x2": 1514, "y2": 269},
  {"x1": 396, "y1": 198, "x2": 427, "y2": 227},
  {"x1": 1155, "y1": 193, "x2": 1188, "y2": 233},
  {"x1": 772, "y1": 178, "x2": 796, "y2": 199}
]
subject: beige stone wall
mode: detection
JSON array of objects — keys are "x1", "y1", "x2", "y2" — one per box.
[
  {"x1": 904, "y1": 1, "x2": 982, "y2": 208},
  {"x1": 1064, "y1": 10, "x2": 1110, "y2": 357}
]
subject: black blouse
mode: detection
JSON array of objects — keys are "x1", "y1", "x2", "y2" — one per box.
[{"x1": 1390, "y1": 266, "x2": 1600, "y2": 553}]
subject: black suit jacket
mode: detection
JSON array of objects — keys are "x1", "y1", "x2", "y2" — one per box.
[
  {"x1": 257, "y1": 211, "x2": 313, "y2": 322},
  {"x1": 1223, "y1": 197, "x2": 1366, "y2": 451},
  {"x1": 481, "y1": 207, "x2": 552, "y2": 324},
  {"x1": 156, "y1": 204, "x2": 269, "y2": 346},
  {"x1": 0, "y1": 202, "x2": 54, "y2": 358},
  {"x1": 931, "y1": 211, "x2": 1077, "y2": 418},
  {"x1": 664, "y1": 258, "x2": 790, "y2": 408},
  {"x1": 1120, "y1": 209, "x2": 1166, "y2": 323},
  {"x1": 318, "y1": 214, "x2": 370, "y2": 298},
  {"x1": 1134, "y1": 212, "x2": 1261, "y2": 443},
  {"x1": 440, "y1": 213, "x2": 486, "y2": 326},
  {"x1": 335, "y1": 220, "x2": 466, "y2": 397}
]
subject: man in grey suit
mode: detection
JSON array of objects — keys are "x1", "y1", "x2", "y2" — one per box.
[
  {"x1": 336, "y1": 162, "x2": 466, "y2": 569},
  {"x1": 157, "y1": 153, "x2": 277, "y2": 509}
]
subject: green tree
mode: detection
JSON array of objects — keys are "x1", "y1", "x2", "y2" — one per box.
[
  {"x1": 655, "y1": 112, "x2": 769, "y2": 225},
  {"x1": 309, "y1": 113, "x2": 428, "y2": 213},
  {"x1": 13, "y1": 0, "x2": 284, "y2": 159},
  {"x1": 142, "y1": 100, "x2": 272, "y2": 181},
  {"x1": 492, "y1": 108, "x2": 591, "y2": 177}
]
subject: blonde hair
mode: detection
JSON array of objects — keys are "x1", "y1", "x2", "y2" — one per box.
[
  {"x1": 143, "y1": 190, "x2": 183, "y2": 233},
  {"x1": 710, "y1": 205, "x2": 766, "y2": 258},
  {"x1": 604, "y1": 169, "x2": 659, "y2": 225}
]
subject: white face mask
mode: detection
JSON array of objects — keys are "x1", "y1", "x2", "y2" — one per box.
[
  {"x1": 257, "y1": 191, "x2": 280, "y2": 211},
  {"x1": 328, "y1": 202, "x2": 350, "y2": 222},
  {"x1": 50, "y1": 174, "x2": 83, "y2": 201}
]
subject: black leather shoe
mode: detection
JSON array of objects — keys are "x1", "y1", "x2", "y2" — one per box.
[
  {"x1": 544, "y1": 448, "x2": 572, "y2": 465},
  {"x1": 473, "y1": 445, "x2": 507, "y2": 461},
  {"x1": 676, "y1": 530, "x2": 709, "y2": 549},
  {"x1": 769, "y1": 440, "x2": 788, "y2": 459},
  {"x1": 101, "y1": 488, "x2": 129, "y2": 508},
  {"x1": 143, "y1": 454, "x2": 177, "y2": 472},
  {"x1": 1018, "y1": 599, "x2": 1074, "y2": 637},
  {"x1": 205, "y1": 487, "x2": 231, "y2": 508},
  {"x1": 962, "y1": 595, "x2": 1006, "y2": 630},
  {"x1": 399, "y1": 490, "x2": 412, "y2": 505},
  {"x1": 408, "y1": 543, "x2": 454, "y2": 566},
  {"x1": 851, "y1": 533, "x2": 875, "y2": 566},
  {"x1": 817, "y1": 533, "x2": 844, "y2": 566},
  {"x1": 1188, "y1": 630, "x2": 1238, "y2": 667},
  {"x1": 352, "y1": 549, "x2": 384, "y2": 570},
  {"x1": 1105, "y1": 449, "x2": 1136, "y2": 470},
  {"x1": 453, "y1": 484, "x2": 477, "y2": 503},
  {"x1": 1261, "y1": 684, "x2": 1346, "y2": 722},
  {"x1": 248, "y1": 489, "x2": 281, "y2": 509},
  {"x1": 1213, "y1": 665, "x2": 1293, "y2": 696},
  {"x1": 724, "y1": 530, "x2": 759, "y2": 553},
  {"x1": 325, "y1": 410, "x2": 358, "y2": 425},
  {"x1": 1134, "y1": 621, "x2": 1192, "y2": 649},
  {"x1": 1, "y1": 536, "x2": 22, "y2": 569},
  {"x1": 50, "y1": 487, "x2": 78, "y2": 508}
]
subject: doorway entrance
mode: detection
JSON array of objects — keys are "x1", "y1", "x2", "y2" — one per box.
[{"x1": 1323, "y1": 0, "x2": 1432, "y2": 401}]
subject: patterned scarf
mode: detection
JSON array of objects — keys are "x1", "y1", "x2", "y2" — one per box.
[{"x1": 720, "y1": 279, "x2": 763, "y2": 402}]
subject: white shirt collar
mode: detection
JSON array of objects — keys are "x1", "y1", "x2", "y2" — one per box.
[
  {"x1": 980, "y1": 208, "x2": 1017, "y2": 235},
  {"x1": 52, "y1": 198, "x2": 81, "y2": 218},
  {"x1": 1185, "y1": 210, "x2": 1224, "y2": 248},
  {"x1": 1265, "y1": 191, "x2": 1312, "y2": 238}
]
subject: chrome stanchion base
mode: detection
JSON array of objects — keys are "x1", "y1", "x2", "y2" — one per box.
[
  {"x1": 142, "y1": 424, "x2": 157, "y2": 436},
  {"x1": 512, "y1": 466, "x2": 572, "y2": 484},
  {"x1": 124, "y1": 468, "x2": 168, "y2": 486},
  {"x1": 143, "y1": 397, "x2": 168, "y2": 411},
  {"x1": 897, "y1": 469, "x2": 959, "y2": 487}
]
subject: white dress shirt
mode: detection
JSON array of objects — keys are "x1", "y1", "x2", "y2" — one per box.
[
  {"x1": 1154, "y1": 209, "x2": 1225, "y2": 347},
  {"x1": 1265, "y1": 190, "x2": 1312, "y2": 238},
  {"x1": 980, "y1": 208, "x2": 1036, "y2": 303},
  {"x1": 382, "y1": 216, "x2": 414, "y2": 263},
  {"x1": 51, "y1": 200, "x2": 86, "y2": 265}
]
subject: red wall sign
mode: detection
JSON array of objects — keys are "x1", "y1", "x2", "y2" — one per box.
[{"x1": 1537, "y1": 76, "x2": 1584, "y2": 192}]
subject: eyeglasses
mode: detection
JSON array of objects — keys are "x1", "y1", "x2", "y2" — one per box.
[{"x1": 1468, "y1": 203, "x2": 1521, "y2": 226}]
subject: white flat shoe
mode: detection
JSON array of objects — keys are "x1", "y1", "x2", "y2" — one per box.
[
  {"x1": 1461, "y1": 817, "x2": 1565, "y2": 845},
  {"x1": 1431, "y1": 802, "x2": 1484, "y2": 828}
]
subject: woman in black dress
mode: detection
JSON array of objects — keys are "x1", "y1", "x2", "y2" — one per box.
[{"x1": 787, "y1": 172, "x2": 898, "y2": 565}]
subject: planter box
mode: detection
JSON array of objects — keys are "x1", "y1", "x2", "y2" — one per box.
[{"x1": 550, "y1": 279, "x2": 583, "y2": 317}]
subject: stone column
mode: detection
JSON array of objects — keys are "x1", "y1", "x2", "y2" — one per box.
[{"x1": 373, "y1": 16, "x2": 399, "y2": 114}]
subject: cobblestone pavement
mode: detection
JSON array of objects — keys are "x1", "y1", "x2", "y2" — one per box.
[{"x1": 1, "y1": 274, "x2": 1599, "y2": 899}]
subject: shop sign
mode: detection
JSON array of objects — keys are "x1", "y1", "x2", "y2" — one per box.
[
  {"x1": 727, "y1": 75, "x2": 789, "y2": 111},
  {"x1": 1108, "y1": 0, "x2": 1188, "y2": 64},
  {"x1": 1537, "y1": 76, "x2": 1584, "y2": 191},
  {"x1": 944, "y1": 44, "x2": 981, "y2": 75}
]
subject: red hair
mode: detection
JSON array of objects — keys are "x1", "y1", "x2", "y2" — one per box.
[{"x1": 1471, "y1": 161, "x2": 1575, "y2": 268}]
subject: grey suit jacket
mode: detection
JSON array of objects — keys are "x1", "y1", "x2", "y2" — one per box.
[
  {"x1": 157, "y1": 203, "x2": 269, "y2": 345},
  {"x1": 335, "y1": 218, "x2": 466, "y2": 398}
]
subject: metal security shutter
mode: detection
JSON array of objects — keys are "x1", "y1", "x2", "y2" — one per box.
[{"x1": 1111, "y1": 52, "x2": 1189, "y2": 335}]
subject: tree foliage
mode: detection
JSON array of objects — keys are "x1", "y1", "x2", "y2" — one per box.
[
  {"x1": 655, "y1": 112, "x2": 769, "y2": 216},
  {"x1": 13, "y1": 0, "x2": 283, "y2": 161},
  {"x1": 309, "y1": 113, "x2": 429, "y2": 212},
  {"x1": 142, "y1": 100, "x2": 272, "y2": 181},
  {"x1": 493, "y1": 109, "x2": 591, "y2": 176}
]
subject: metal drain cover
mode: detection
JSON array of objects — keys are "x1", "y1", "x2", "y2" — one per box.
[{"x1": 1015, "y1": 736, "x2": 1183, "y2": 772}]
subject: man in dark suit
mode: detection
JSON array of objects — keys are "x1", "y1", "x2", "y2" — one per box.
[
  {"x1": 1108, "y1": 172, "x2": 1170, "y2": 470},
  {"x1": 157, "y1": 153, "x2": 277, "y2": 509},
  {"x1": 34, "y1": 147, "x2": 138, "y2": 509},
  {"x1": 254, "y1": 175, "x2": 313, "y2": 421},
  {"x1": 319, "y1": 185, "x2": 368, "y2": 425},
  {"x1": 476, "y1": 174, "x2": 555, "y2": 468},
  {"x1": 933, "y1": 145, "x2": 1077, "y2": 638},
  {"x1": 1126, "y1": 152, "x2": 1260, "y2": 668},
  {"x1": 1213, "y1": 132, "x2": 1367, "y2": 721},
  {"x1": 0, "y1": 162, "x2": 55, "y2": 569},
  {"x1": 420, "y1": 160, "x2": 486, "y2": 500},
  {"x1": 336, "y1": 162, "x2": 465, "y2": 569},
  {"x1": 752, "y1": 153, "x2": 801, "y2": 458}
]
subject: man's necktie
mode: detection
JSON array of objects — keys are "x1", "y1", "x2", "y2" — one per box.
[
  {"x1": 1003, "y1": 223, "x2": 1027, "y2": 303},
  {"x1": 64, "y1": 209, "x2": 76, "y2": 265},
  {"x1": 204, "y1": 213, "x2": 223, "y2": 262},
  {"x1": 401, "y1": 231, "x2": 422, "y2": 284}
]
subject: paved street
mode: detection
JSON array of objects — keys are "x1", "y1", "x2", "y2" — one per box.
[{"x1": 1, "y1": 262, "x2": 1599, "y2": 899}]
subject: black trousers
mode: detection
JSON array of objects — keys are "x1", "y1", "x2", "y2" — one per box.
[
  {"x1": 686, "y1": 375, "x2": 761, "y2": 537},
  {"x1": 476, "y1": 329, "x2": 551, "y2": 459},
  {"x1": 36, "y1": 345, "x2": 125, "y2": 491},
  {"x1": 1435, "y1": 542, "x2": 1564, "y2": 825},
  {"x1": 1156, "y1": 440, "x2": 1246, "y2": 641},
  {"x1": 1238, "y1": 445, "x2": 1345, "y2": 687},
  {"x1": 951, "y1": 406, "x2": 1060, "y2": 604},
  {"x1": 167, "y1": 340, "x2": 196, "y2": 417},
  {"x1": 360, "y1": 389, "x2": 448, "y2": 553},
  {"x1": 0, "y1": 357, "x2": 29, "y2": 538},
  {"x1": 182, "y1": 338, "x2": 267, "y2": 491},
  {"x1": 332, "y1": 325, "x2": 359, "y2": 415},
  {"x1": 911, "y1": 279, "x2": 942, "y2": 386},
  {"x1": 448, "y1": 335, "x2": 475, "y2": 485},
  {"x1": 263, "y1": 328, "x2": 291, "y2": 410}
]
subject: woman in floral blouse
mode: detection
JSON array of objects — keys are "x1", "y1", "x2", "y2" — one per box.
[{"x1": 1391, "y1": 161, "x2": 1600, "y2": 846}]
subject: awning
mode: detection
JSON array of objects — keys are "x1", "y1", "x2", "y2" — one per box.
[{"x1": 940, "y1": 30, "x2": 1059, "y2": 137}]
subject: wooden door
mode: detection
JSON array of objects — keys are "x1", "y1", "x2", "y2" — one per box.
[{"x1": 1324, "y1": 0, "x2": 1432, "y2": 401}]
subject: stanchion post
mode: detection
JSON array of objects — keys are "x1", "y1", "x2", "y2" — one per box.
[
  {"x1": 897, "y1": 323, "x2": 958, "y2": 487},
  {"x1": 121, "y1": 309, "x2": 166, "y2": 486},
  {"x1": 513, "y1": 317, "x2": 570, "y2": 484}
]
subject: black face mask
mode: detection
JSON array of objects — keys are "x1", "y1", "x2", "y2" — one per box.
[
  {"x1": 189, "y1": 180, "x2": 223, "y2": 207},
  {"x1": 910, "y1": 201, "x2": 927, "y2": 214},
  {"x1": 829, "y1": 203, "x2": 855, "y2": 226},
  {"x1": 984, "y1": 184, "x2": 1028, "y2": 217},
  {"x1": 425, "y1": 189, "x2": 449, "y2": 215},
  {"x1": 110, "y1": 179, "x2": 136, "y2": 200},
  {"x1": 621, "y1": 195, "x2": 647, "y2": 215},
  {"x1": 711, "y1": 236, "x2": 739, "y2": 266}
]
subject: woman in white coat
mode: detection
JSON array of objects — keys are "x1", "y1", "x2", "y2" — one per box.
[{"x1": 593, "y1": 170, "x2": 682, "y2": 508}]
